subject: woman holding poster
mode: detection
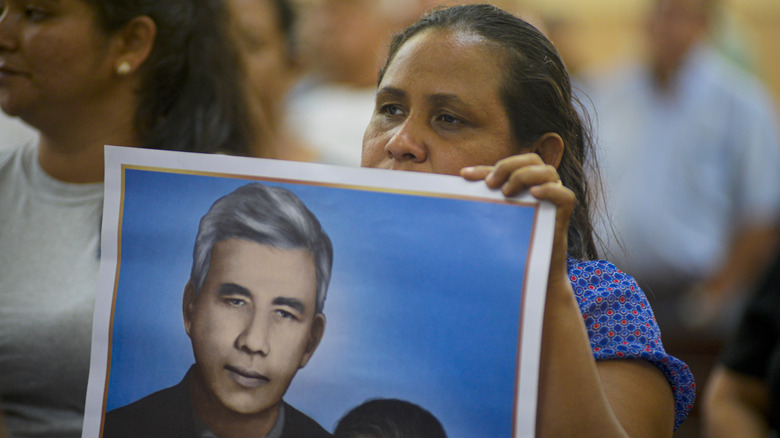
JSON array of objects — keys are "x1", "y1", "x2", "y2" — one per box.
[
  {"x1": 360, "y1": 4, "x2": 694, "y2": 437},
  {"x1": 0, "y1": 0, "x2": 253, "y2": 436}
]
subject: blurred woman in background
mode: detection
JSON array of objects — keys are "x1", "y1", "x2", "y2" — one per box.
[
  {"x1": 228, "y1": 0, "x2": 318, "y2": 162},
  {"x1": 0, "y1": 0, "x2": 253, "y2": 436}
]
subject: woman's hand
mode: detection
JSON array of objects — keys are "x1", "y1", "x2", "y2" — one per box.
[{"x1": 461, "y1": 153, "x2": 574, "y2": 286}]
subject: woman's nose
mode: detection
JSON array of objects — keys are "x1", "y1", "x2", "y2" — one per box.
[
  {"x1": 384, "y1": 118, "x2": 428, "y2": 165},
  {"x1": 0, "y1": 7, "x2": 19, "y2": 52}
]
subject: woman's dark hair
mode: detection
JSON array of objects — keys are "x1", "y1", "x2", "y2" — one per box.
[
  {"x1": 84, "y1": 0, "x2": 253, "y2": 155},
  {"x1": 380, "y1": 4, "x2": 598, "y2": 260},
  {"x1": 334, "y1": 399, "x2": 447, "y2": 438}
]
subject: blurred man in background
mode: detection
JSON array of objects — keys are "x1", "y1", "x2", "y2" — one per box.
[{"x1": 584, "y1": 0, "x2": 780, "y2": 434}]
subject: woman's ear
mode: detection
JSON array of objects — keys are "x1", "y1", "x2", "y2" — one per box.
[
  {"x1": 111, "y1": 15, "x2": 157, "y2": 76},
  {"x1": 532, "y1": 132, "x2": 564, "y2": 168}
]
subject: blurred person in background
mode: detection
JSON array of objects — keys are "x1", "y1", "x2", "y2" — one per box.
[
  {"x1": 585, "y1": 0, "x2": 780, "y2": 345},
  {"x1": 0, "y1": 0, "x2": 253, "y2": 436},
  {"x1": 583, "y1": 0, "x2": 780, "y2": 433},
  {"x1": 228, "y1": 0, "x2": 319, "y2": 162},
  {"x1": 703, "y1": 241, "x2": 780, "y2": 438},
  {"x1": 286, "y1": 0, "x2": 418, "y2": 166}
]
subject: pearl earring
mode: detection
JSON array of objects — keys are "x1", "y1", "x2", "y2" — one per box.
[{"x1": 116, "y1": 61, "x2": 131, "y2": 75}]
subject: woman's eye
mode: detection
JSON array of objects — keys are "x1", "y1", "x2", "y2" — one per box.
[
  {"x1": 438, "y1": 113, "x2": 462, "y2": 124},
  {"x1": 380, "y1": 104, "x2": 403, "y2": 116}
]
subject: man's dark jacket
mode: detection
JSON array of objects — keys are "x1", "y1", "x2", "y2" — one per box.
[{"x1": 102, "y1": 368, "x2": 332, "y2": 438}]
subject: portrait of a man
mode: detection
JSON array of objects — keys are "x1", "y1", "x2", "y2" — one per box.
[
  {"x1": 103, "y1": 183, "x2": 334, "y2": 437},
  {"x1": 84, "y1": 147, "x2": 553, "y2": 438}
]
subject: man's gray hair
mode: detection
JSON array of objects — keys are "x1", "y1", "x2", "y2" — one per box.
[{"x1": 190, "y1": 183, "x2": 333, "y2": 313}]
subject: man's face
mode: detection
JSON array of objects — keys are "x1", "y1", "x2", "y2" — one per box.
[
  {"x1": 183, "y1": 239, "x2": 324, "y2": 416},
  {"x1": 646, "y1": 0, "x2": 708, "y2": 72}
]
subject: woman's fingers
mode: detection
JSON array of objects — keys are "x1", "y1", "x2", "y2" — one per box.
[
  {"x1": 502, "y1": 164, "x2": 560, "y2": 196},
  {"x1": 462, "y1": 153, "x2": 561, "y2": 196},
  {"x1": 460, "y1": 165, "x2": 493, "y2": 181},
  {"x1": 461, "y1": 153, "x2": 573, "y2": 221},
  {"x1": 486, "y1": 154, "x2": 545, "y2": 188},
  {"x1": 530, "y1": 181, "x2": 575, "y2": 216}
]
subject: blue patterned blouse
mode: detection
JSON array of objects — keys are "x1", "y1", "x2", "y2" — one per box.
[{"x1": 568, "y1": 257, "x2": 696, "y2": 430}]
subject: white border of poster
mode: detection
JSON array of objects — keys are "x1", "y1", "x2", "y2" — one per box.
[{"x1": 83, "y1": 146, "x2": 555, "y2": 437}]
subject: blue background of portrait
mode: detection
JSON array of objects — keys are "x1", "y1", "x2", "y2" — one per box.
[{"x1": 106, "y1": 167, "x2": 537, "y2": 437}]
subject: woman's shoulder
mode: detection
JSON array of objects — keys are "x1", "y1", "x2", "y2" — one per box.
[
  {"x1": 566, "y1": 257, "x2": 643, "y2": 298},
  {"x1": 565, "y1": 257, "x2": 653, "y2": 324}
]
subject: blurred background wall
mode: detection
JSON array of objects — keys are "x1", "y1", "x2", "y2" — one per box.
[{"x1": 521, "y1": 0, "x2": 780, "y2": 105}]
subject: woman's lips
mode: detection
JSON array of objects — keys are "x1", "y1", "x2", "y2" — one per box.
[
  {"x1": 0, "y1": 64, "x2": 25, "y2": 81},
  {"x1": 225, "y1": 365, "x2": 270, "y2": 389}
]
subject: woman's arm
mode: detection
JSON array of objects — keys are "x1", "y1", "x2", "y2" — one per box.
[
  {"x1": 703, "y1": 366, "x2": 770, "y2": 438},
  {"x1": 463, "y1": 154, "x2": 676, "y2": 437},
  {"x1": 536, "y1": 276, "x2": 674, "y2": 437}
]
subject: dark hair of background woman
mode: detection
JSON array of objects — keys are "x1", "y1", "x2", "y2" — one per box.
[
  {"x1": 334, "y1": 398, "x2": 447, "y2": 438},
  {"x1": 380, "y1": 4, "x2": 599, "y2": 260},
  {"x1": 84, "y1": 0, "x2": 254, "y2": 155}
]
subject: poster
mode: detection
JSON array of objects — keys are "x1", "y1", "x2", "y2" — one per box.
[{"x1": 83, "y1": 146, "x2": 555, "y2": 437}]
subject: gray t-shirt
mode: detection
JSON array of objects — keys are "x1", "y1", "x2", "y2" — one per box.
[{"x1": 0, "y1": 142, "x2": 103, "y2": 437}]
